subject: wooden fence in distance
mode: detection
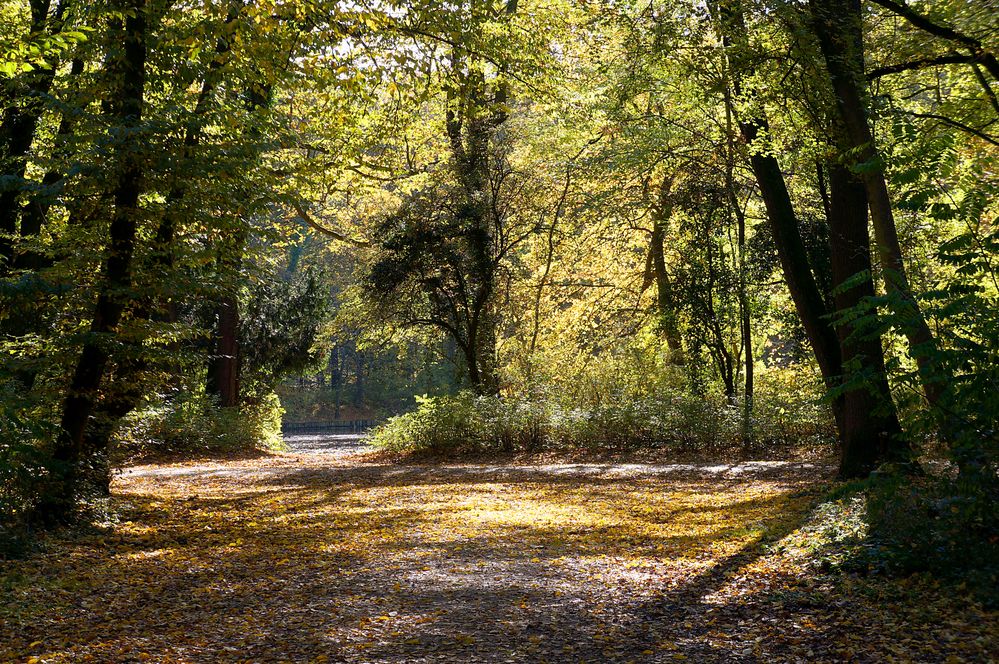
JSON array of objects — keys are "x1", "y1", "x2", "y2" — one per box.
[{"x1": 281, "y1": 419, "x2": 377, "y2": 435}]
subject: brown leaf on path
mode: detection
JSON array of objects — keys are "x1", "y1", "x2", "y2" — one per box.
[{"x1": 1, "y1": 438, "x2": 996, "y2": 662}]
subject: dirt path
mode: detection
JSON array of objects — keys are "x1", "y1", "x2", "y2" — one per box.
[
  {"x1": 283, "y1": 434, "x2": 374, "y2": 457},
  {"x1": 2, "y1": 440, "x2": 996, "y2": 663}
]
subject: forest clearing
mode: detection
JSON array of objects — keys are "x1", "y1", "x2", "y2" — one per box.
[
  {"x1": 2, "y1": 0, "x2": 998, "y2": 660},
  {"x1": 3, "y1": 436, "x2": 996, "y2": 663}
]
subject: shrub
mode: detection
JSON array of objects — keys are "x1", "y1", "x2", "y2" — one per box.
[
  {"x1": 0, "y1": 388, "x2": 56, "y2": 558},
  {"x1": 113, "y1": 391, "x2": 285, "y2": 459},
  {"x1": 751, "y1": 367, "x2": 836, "y2": 447},
  {"x1": 0, "y1": 442, "x2": 49, "y2": 557},
  {"x1": 859, "y1": 474, "x2": 999, "y2": 605},
  {"x1": 370, "y1": 382, "x2": 831, "y2": 455},
  {"x1": 371, "y1": 392, "x2": 546, "y2": 454}
]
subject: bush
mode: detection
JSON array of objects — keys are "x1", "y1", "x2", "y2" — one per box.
[
  {"x1": 114, "y1": 391, "x2": 285, "y2": 459},
  {"x1": 751, "y1": 367, "x2": 836, "y2": 447},
  {"x1": 0, "y1": 439, "x2": 49, "y2": 558},
  {"x1": 370, "y1": 380, "x2": 833, "y2": 455},
  {"x1": 859, "y1": 474, "x2": 999, "y2": 605},
  {"x1": 0, "y1": 388, "x2": 57, "y2": 558},
  {"x1": 550, "y1": 394, "x2": 740, "y2": 450},
  {"x1": 371, "y1": 392, "x2": 546, "y2": 454}
]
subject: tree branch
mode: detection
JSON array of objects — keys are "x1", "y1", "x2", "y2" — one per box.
[
  {"x1": 288, "y1": 200, "x2": 371, "y2": 246},
  {"x1": 867, "y1": 52, "x2": 976, "y2": 79},
  {"x1": 902, "y1": 110, "x2": 999, "y2": 146},
  {"x1": 867, "y1": 0, "x2": 999, "y2": 81}
]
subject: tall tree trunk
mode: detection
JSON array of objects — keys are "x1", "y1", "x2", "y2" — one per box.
[
  {"x1": 810, "y1": 0, "x2": 948, "y2": 408},
  {"x1": 711, "y1": 0, "x2": 844, "y2": 388},
  {"x1": 461, "y1": 115, "x2": 500, "y2": 397},
  {"x1": 713, "y1": 0, "x2": 907, "y2": 476},
  {"x1": 825, "y1": 164, "x2": 909, "y2": 475},
  {"x1": 735, "y1": 196, "x2": 754, "y2": 447},
  {"x1": 2, "y1": 56, "x2": 85, "y2": 394},
  {"x1": 471, "y1": 304, "x2": 500, "y2": 395},
  {"x1": 442, "y1": 4, "x2": 514, "y2": 398},
  {"x1": 206, "y1": 291, "x2": 240, "y2": 408},
  {"x1": 724, "y1": 96, "x2": 754, "y2": 447},
  {"x1": 745, "y1": 139, "x2": 844, "y2": 389},
  {"x1": 15, "y1": 57, "x2": 85, "y2": 270},
  {"x1": 80, "y1": 358, "x2": 146, "y2": 495},
  {"x1": 330, "y1": 346, "x2": 342, "y2": 419},
  {"x1": 80, "y1": 32, "x2": 241, "y2": 470},
  {"x1": 648, "y1": 175, "x2": 685, "y2": 363},
  {"x1": 353, "y1": 350, "x2": 365, "y2": 408},
  {"x1": 41, "y1": 0, "x2": 148, "y2": 522}
]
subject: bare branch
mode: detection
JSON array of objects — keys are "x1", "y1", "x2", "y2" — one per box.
[{"x1": 288, "y1": 200, "x2": 371, "y2": 246}]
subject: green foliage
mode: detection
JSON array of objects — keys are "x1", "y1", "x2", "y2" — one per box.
[
  {"x1": 371, "y1": 370, "x2": 834, "y2": 455},
  {"x1": 0, "y1": 0, "x2": 995, "y2": 569},
  {"x1": 920, "y1": 226, "x2": 999, "y2": 466},
  {"x1": 0, "y1": 387, "x2": 54, "y2": 557},
  {"x1": 859, "y1": 475, "x2": 999, "y2": 606},
  {"x1": 113, "y1": 391, "x2": 285, "y2": 459},
  {"x1": 240, "y1": 267, "x2": 332, "y2": 397},
  {"x1": 844, "y1": 164, "x2": 999, "y2": 469},
  {"x1": 371, "y1": 392, "x2": 546, "y2": 454},
  {"x1": 751, "y1": 367, "x2": 836, "y2": 447}
]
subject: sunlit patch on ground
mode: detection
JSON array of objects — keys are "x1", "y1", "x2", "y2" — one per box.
[{"x1": 2, "y1": 443, "x2": 996, "y2": 662}]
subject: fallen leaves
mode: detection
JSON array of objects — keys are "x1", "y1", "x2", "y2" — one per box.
[{"x1": 0, "y1": 451, "x2": 996, "y2": 662}]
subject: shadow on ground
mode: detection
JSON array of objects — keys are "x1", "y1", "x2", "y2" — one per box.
[{"x1": 2, "y1": 439, "x2": 995, "y2": 663}]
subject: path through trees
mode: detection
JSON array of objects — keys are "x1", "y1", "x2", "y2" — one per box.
[{"x1": 3, "y1": 441, "x2": 995, "y2": 662}]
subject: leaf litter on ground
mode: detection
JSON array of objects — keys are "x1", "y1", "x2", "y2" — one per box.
[{"x1": 1, "y1": 444, "x2": 996, "y2": 662}]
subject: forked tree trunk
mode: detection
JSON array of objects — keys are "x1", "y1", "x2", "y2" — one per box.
[
  {"x1": 713, "y1": 0, "x2": 908, "y2": 476},
  {"x1": 41, "y1": 0, "x2": 148, "y2": 522},
  {"x1": 826, "y1": 165, "x2": 909, "y2": 475},
  {"x1": 810, "y1": 0, "x2": 948, "y2": 408}
]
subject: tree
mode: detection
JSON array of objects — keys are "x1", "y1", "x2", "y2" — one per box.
[
  {"x1": 809, "y1": 0, "x2": 949, "y2": 412},
  {"x1": 366, "y1": 0, "x2": 535, "y2": 395},
  {"x1": 708, "y1": 0, "x2": 909, "y2": 476},
  {"x1": 42, "y1": 0, "x2": 150, "y2": 521}
]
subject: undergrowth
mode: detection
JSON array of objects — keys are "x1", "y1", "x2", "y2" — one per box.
[
  {"x1": 370, "y1": 387, "x2": 833, "y2": 455},
  {"x1": 778, "y1": 473, "x2": 999, "y2": 608},
  {"x1": 113, "y1": 391, "x2": 286, "y2": 461}
]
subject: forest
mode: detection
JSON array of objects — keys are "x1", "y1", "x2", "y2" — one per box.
[{"x1": 1, "y1": 0, "x2": 997, "y2": 661}]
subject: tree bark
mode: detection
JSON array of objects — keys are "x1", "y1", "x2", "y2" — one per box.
[
  {"x1": 745, "y1": 140, "x2": 844, "y2": 387},
  {"x1": 41, "y1": 0, "x2": 148, "y2": 522},
  {"x1": 353, "y1": 350, "x2": 365, "y2": 408},
  {"x1": 810, "y1": 0, "x2": 947, "y2": 409},
  {"x1": 330, "y1": 346, "x2": 342, "y2": 419},
  {"x1": 712, "y1": 0, "x2": 910, "y2": 476},
  {"x1": 825, "y1": 164, "x2": 908, "y2": 475},
  {"x1": 734, "y1": 195, "x2": 753, "y2": 446},
  {"x1": 648, "y1": 175, "x2": 685, "y2": 363},
  {"x1": 0, "y1": 0, "x2": 67, "y2": 273},
  {"x1": 207, "y1": 292, "x2": 240, "y2": 408},
  {"x1": 722, "y1": 71, "x2": 754, "y2": 446},
  {"x1": 711, "y1": 0, "x2": 844, "y2": 387}
]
